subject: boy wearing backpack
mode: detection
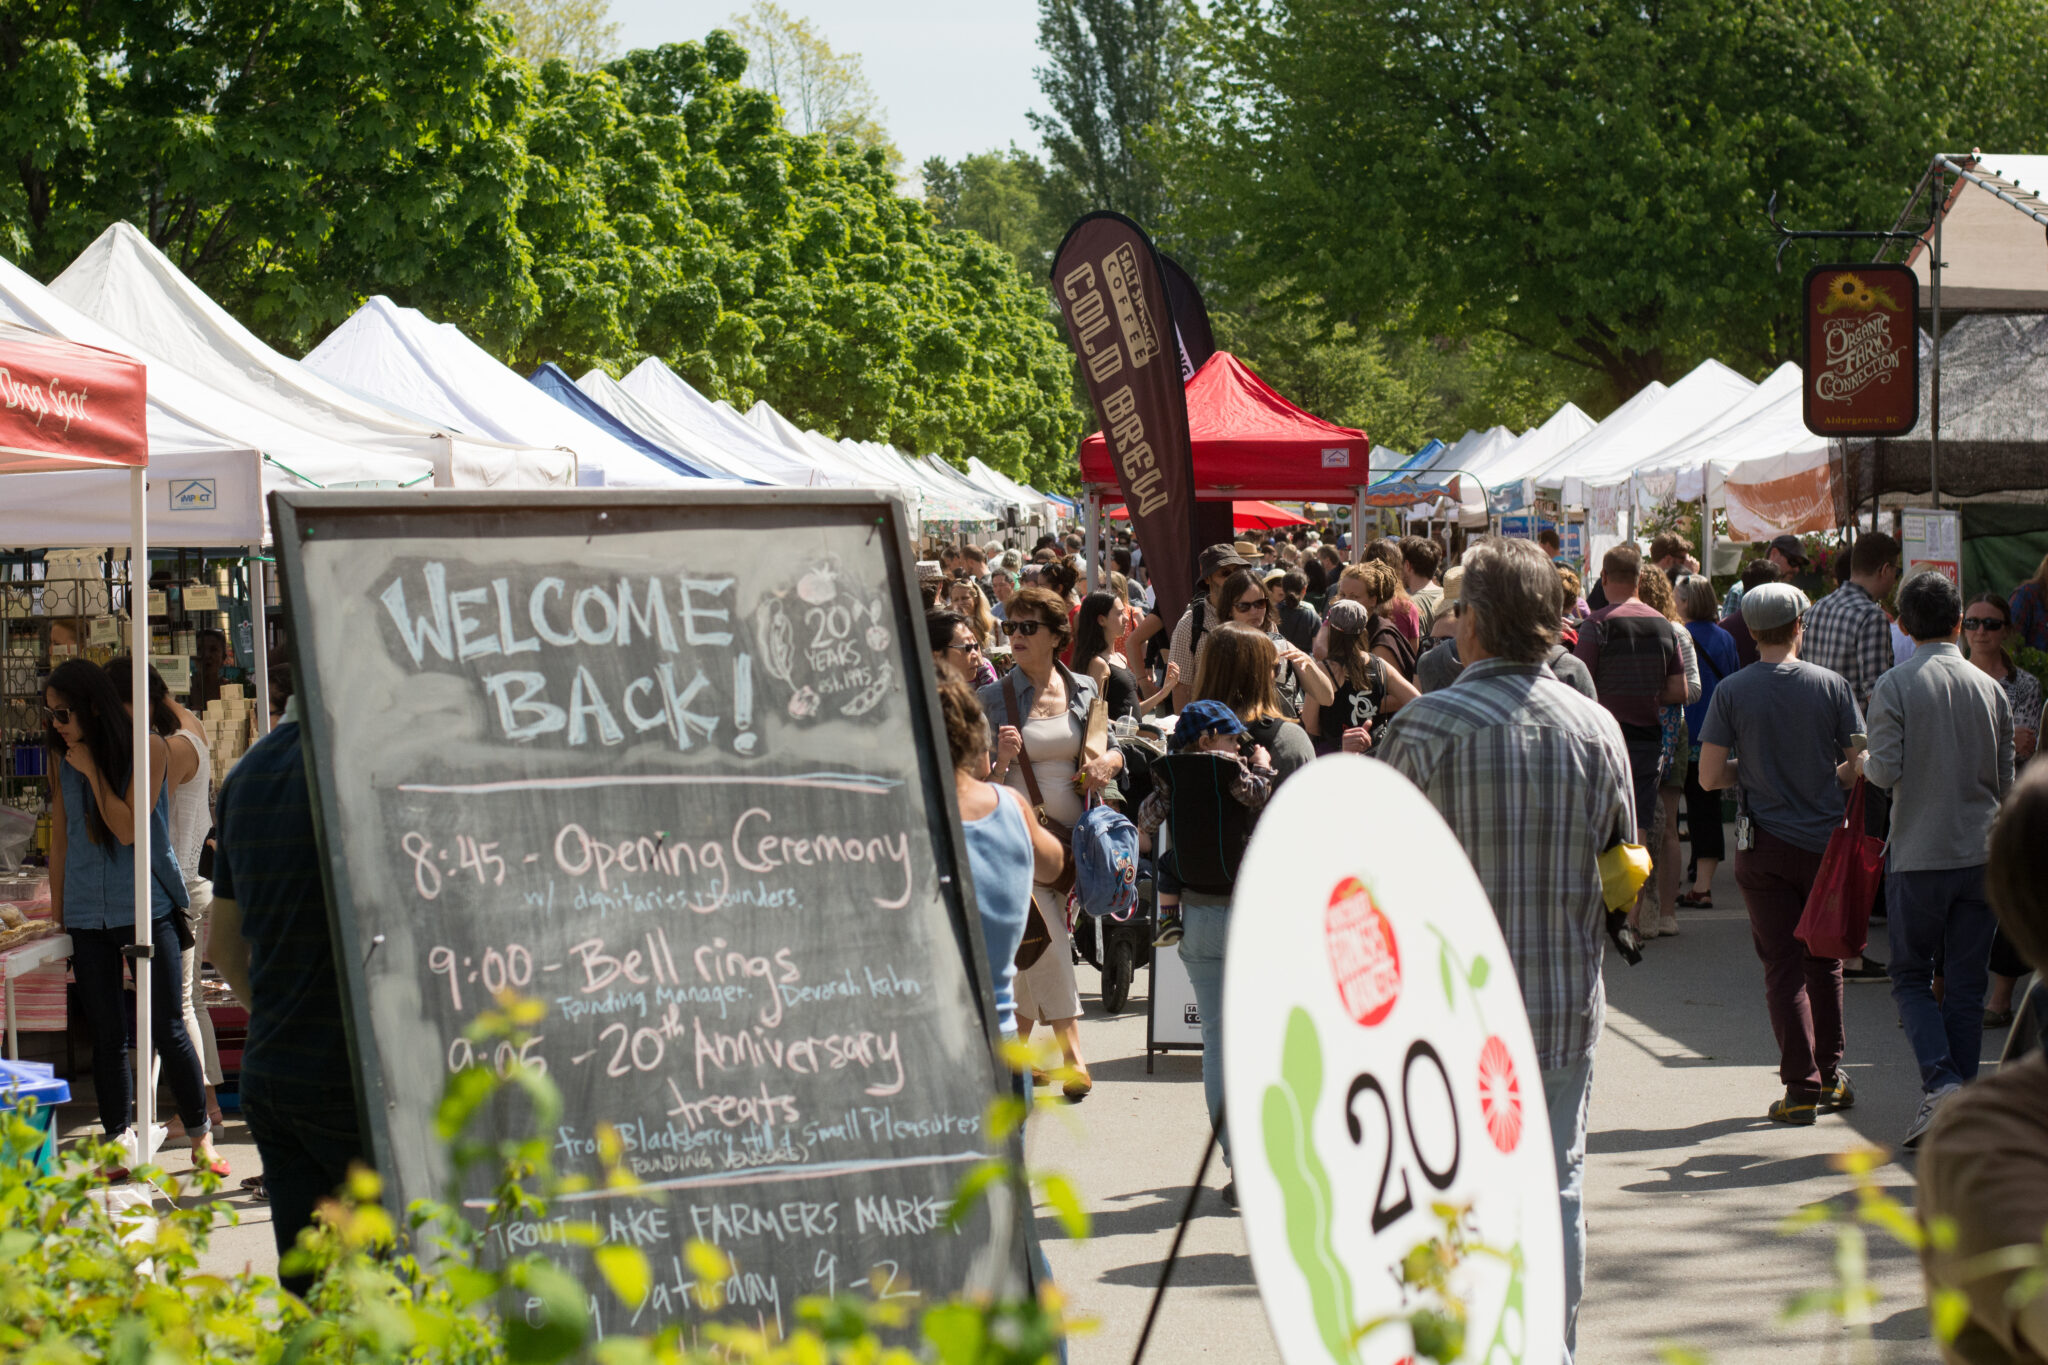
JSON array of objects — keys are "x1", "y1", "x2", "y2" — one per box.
[{"x1": 1138, "y1": 700, "x2": 1277, "y2": 946}]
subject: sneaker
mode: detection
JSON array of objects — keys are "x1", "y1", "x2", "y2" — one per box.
[
  {"x1": 1842, "y1": 958, "x2": 1890, "y2": 983},
  {"x1": 1818, "y1": 1072, "x2": 1856, "y2": 1113},
  {"x1": 1902, "y1": 1083, "x2": 1962, "y2": 1150},
  {"x1": 1153, "y1": 916, "x2": 1184, "y2": 948},
  {"x1": 1768, "y1": 1092, "x2": 1818, "y2": 1126}
]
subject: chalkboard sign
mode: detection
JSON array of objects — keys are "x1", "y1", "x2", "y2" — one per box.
[{"x1": 272, "y1": 490, "x2": 1029, "y2": 1343}]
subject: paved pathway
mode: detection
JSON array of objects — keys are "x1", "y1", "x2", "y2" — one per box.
[{"x1": 1029, "y1": 854, "x2": 2005, "y2": 1364}]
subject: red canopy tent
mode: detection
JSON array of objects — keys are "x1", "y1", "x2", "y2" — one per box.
[
  {"x1": 1107, "y1": 498, "x2": 1309, "y2": 532},
  {"x1": 1080, "y1": 351, "x2": 1373, "y2": 501},
  {"x1": 0, "y1": 324, "x2": 166, "y2": 1155}
]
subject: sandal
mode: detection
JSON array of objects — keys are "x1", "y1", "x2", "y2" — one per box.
[
  {"x1": 240, "y1": 1175, "x2": 269, "y2": 1203},
  {"x1": 1678, "y1": 891, "x2": 1713, "y2": 909}
]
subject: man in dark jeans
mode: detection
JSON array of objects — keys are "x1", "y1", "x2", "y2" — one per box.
[
  {"x1": 209, "y1": 697, "x2": 364, "y2": 1298},
  {"x1": 1574, "y1": 544, "x2": 1686, "y2": 860},
  {"x1": 1698, "y1": 583, "x2": 1868, "y2": 1124}
]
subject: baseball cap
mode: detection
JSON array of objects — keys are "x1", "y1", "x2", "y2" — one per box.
[
  {"x1": 1769, "y1": 534, "x2": 1810, "y2": 566},
  {"x1": 1171, "y1": 699, "x2": 1248, "y2": 751},
  {"x1": 1741, "y1": 581, "x2": 1811, "y2": 631},
  {"x1": 1198, "y1": 543, "x2": 1251, "y2": 579},
  {"x1": 1325, "y1": 598, "x2": 1373, "y2": 634}
]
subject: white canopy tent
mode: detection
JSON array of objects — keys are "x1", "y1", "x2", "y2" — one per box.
[
  {"x1": 572, "y1": 368, "x2": 786, "y2": 485},
  {"x1": 966, "y1": 457, "x2": 1065, "y2": 526},
  {"x1": 1618, "y1": 362, "x2": 1810, "y2": 510},
  {"x1": 616, "y1": 359, "x2": 853, "y2": 488},
  {"x1": 742, "y1": 402, "x2": 903, "y2": 496},
  {"x1": 50, "y1": 223, "x2": 573, "y2": 490},
  {"x1": 1533, "y1": 360, "x2": 1755, "y2": 509},
  {"x1": 304, "y1": 297, "x2": 712, "y2": 488},
  {"x1": 923, "y1": 454, "x2": 1031, "y2": 523}
]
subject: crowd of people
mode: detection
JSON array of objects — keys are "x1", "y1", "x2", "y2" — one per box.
[{"x1": 925, "y1": 520, "x2": 2045, "y2": 1362}]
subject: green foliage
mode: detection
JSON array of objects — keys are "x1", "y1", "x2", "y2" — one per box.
[
  {"x1": 1163, "y1": 0, "x2": 2048, "y2": 404},
  {"x1": 0, "y1": 998, "x2": 1076, "y2": 1364},
  {"x1": 0, "y1": 5, "x2": 1084, "y2": 487},
  {"x1": 1028, "y1": 0, "x2": 1185, "y2": 230},
  {"x1": 727, "y1": 2, "x2": 900, "y2": 172},
  {"x1": 922, "y1": 148, "x2": 1062, "y2": 280}
]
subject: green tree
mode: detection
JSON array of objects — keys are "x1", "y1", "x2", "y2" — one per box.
[
  {"x1": 921, "y1": 146, "x2": 1060, "y2": 277},
  {"x1": 727, "y1": 2, "x2": 902, "y2": 174},
  {"x1": 1029, "y1": 0, "x2": 1182, "y2": 228},
  {"x1": 0, "y1": 0, "x2": 534, "y2": 352},
  {"x1": 1168, "y1": 0, "x2": 2048, "y2": 402},
  {"x1": 495, "y1": 0, "x2": 621, "y2": 70}
]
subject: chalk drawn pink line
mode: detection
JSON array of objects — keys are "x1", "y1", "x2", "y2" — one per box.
[
  {"x1": 397, "y1": 772, "x2": 899, "y2": 797},
  {"x1": 461, "y1": 1150, "x2": 988, "y2": 1207}
]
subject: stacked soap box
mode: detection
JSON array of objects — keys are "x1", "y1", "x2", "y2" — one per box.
[{"x1": 202, "y1": 683, "x2": 255, "y2": 777}]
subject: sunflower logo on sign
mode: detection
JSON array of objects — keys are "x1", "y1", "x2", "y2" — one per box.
[{"x1": 1816, "y1": 270, "x2": 1902, "y2": 316}]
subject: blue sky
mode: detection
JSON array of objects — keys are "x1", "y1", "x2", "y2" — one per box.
[{"x1": 609, "y1": 1, "x2": 1047, "y2": 170}]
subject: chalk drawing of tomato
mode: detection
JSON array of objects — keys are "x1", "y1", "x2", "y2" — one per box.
[
  {"x1": 787, "y1": 686, "x2": 820, "y2": 720},
  {"x1": 865, "y1": 624, "x2": 890, "y2": 651},
  {"x1": 1324, "y1": 876, "x2": 1400, "y2": 1026},
  {"x1": 796, "y1": 565, "x2": 838, "y2": 604},
  {"x1": 1477, "y1": 1034, "x2": 1522, "y2": 1154}
]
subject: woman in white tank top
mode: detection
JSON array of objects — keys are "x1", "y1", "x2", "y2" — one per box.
[{"x1": 124, "y1": 660, "x2": 226, "y2": 1132}]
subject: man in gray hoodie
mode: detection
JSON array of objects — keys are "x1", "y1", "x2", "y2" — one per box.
[{"x1": 1863, "y1": 571, "x2": 2014, "y2": 1148}]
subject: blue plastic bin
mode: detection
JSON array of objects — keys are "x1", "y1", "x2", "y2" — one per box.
[{"x1": 0, "y1": 1059, "x2": 71, "y2": 1176}]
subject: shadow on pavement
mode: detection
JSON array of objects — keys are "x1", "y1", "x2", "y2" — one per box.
[
  {"x1": 1619, "y1": 1149, "x2": 1842, "y2": 1193},
  {"x1": 1097, "y1": 1250, "x2": 1258, "y2": 1291},
  {"x1": 1588, "y1": 1116, "x2": 1761, "y2": 1154},
  {"x1": 1039, "y1": 1183, "x2": 1236, "y2": 1242}
]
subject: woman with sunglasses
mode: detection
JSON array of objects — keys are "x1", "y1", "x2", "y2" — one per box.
[
  {"x1": 927, "y1": 608, "x2": 996, "y2": 689},
  {"x1": 1963, "y1": 593, "x2": 2040, "y2": 764},
  {"x1": 978, "y1": 587, "x2": 1124, "y2": 1098},
  {"x1": 45, "y1": 660, "x2": 224, "y2": 1178},
  {"x1": 1213, "y1": 567, "x2": 1334, "y2": 715},
  {"x1": 948, "y1": 579, "x2": 999, "y2": 654},
  {"x1": 1963, "y1": 593, "x2": 2041, "y2": 1029}
]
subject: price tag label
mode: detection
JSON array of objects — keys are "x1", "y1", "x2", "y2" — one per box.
[
  {"x1": 183, "y1": 585, "x2": 220, "y2": 612},
  {"x1": 146, "y1": 590, "x2": 168, "y2": 617},
  {"x1": 88, "y1": 616, "x2": 121, "y2": 647}
]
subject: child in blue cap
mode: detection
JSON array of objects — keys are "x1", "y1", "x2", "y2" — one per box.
[{"x1": 1139, "y1": 699, "x2": 1277, "y2": 944}]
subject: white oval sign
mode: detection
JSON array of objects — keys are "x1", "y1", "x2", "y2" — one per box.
[{"x1": 1224, "y1": 755, "x2": 1563, "y2": 1365}]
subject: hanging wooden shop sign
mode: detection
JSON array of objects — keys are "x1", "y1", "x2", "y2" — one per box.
[{"x1": 1802, "y1": 263, "x2": 1919, "y2": 438}]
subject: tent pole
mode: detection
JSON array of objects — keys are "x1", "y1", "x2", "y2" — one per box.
[
  {"x1": 250, "y1": 548, "x2": 272, "y2": 737},
  {"x1": 1930, "y1": 200, "x2": 1942, "y2": 510},
  {"x1": 1351, "y1": 488, "x2": 1365, "y2": 561},
  {"x1": 130, "y1": 466, "x2": 155, "y2": 1159},
  {"x1": 1084, "y1": 492, "x2": 1101, "y2": 593}
]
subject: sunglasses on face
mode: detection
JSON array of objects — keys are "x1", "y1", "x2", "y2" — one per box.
[
  {"x1": 1962, "y1": 616, "x2": 2008, "y2": 631},
  {"x1": 942, "y1": 640, "x2": 982, "y2": 655},
  {"x1": 44, "y1": 706, "x2": 73, "y2": 725},
  {"x1": 1004, "y1": 620, "x2": 1048, "y2": 638},
  {"x1": 1232, "y1": 597, "x2": 1266, "y2": 614}
]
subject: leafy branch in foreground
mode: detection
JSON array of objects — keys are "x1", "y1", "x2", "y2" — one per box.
[{"x1": 0, "y1": 994, "x2": 1079, "y2": 1364}]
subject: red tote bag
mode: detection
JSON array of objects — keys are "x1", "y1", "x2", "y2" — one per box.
[{"x1": 1796, "y1": 778, "x2": 1887, "y2": 959}]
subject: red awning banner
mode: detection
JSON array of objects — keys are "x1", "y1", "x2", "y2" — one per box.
[{"x1": 0, "y1": 325, "x2": 148, "y2": 474}]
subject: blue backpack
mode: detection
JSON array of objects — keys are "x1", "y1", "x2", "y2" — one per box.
[{"x1": 1071, "y1": 801, "x2": 1142, "y2": 920}]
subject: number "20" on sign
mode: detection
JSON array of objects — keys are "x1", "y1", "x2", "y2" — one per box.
[{"x1": 1345, "y1": 1039, "x2": 1461, "y2": 1235}]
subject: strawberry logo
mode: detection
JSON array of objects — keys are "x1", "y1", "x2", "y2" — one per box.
[{"x1": 1325, "y1": 876, "x2": 1400, "y2": 1026}]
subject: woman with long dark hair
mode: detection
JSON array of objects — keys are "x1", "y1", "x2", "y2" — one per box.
[
  {"x1": 1070, "y1": 591, "x2": 1176, "y2": 721},
  {"x1": 46, "y1": 659, "x2": 223, "y2": 1176},
  {"x1": 1304, "y1": 599, "x2": 1418, "y2": 755}
]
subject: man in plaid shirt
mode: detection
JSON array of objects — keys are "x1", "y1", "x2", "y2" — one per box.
[
  {"x1": 1799, "y1": 533, "x2": 1901, "y2": 982},
  {"x1": 1380, "y1": 537, "x2": 1635, "y2": 1361}
]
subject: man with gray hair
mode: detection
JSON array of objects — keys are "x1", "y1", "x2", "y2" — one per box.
[
  {"x1": 1378, "y1": 536, "x2": 1635, "y2": 1361},
  {"x1": 1864, "y1": 571, "x2": 2015, "y2": 1148}
]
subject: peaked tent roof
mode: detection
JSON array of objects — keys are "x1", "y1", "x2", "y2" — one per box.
[
  {"x1": 1539, "y1": 360, "x2": 1755, "y2": 506},
  {"x1": 741, "y1": 401, "x2": 893, "y2": 489},
  {"x1": 528, "y1": 363, "x2": 751, "y2": 482},
  {"x1": 303, "y1": 298, "x2": 708, "y2": 487},
  {"x1": 1620, "y1": 362, "x2": 1808, "y2": 507},
  {"x1": 1078, "y1": 351, "x2": 1373, "y2": 499},
  {"x1": 51, "y1": 222, "x2": 572, "y2": 489},
  {"x1": 614, "y1": 359, "x2": 847, "y2": 487},
  {"x1": 0, "y1": 251, "x2": 431, "y2": 491},
  {"x1": 570, "y1": 367, "x2": 780, "y2": 484}
]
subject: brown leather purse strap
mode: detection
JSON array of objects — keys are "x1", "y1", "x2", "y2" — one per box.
[{"x1": 1002, "y1": 671, "x2": 1050, "y2": 811}]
